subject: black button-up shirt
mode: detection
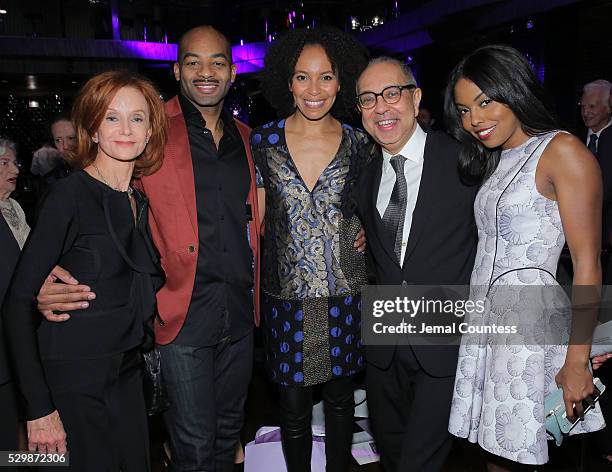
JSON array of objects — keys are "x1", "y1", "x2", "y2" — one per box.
[{"x1": 174, "y1": 94, "x2": 253, "y2": 346}]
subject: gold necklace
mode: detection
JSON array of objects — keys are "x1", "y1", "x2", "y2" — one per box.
[{"x1": 92, "y1": 162, "x2": 133, "y2": 197}]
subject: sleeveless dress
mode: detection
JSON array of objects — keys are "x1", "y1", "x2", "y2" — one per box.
[
  {"x1": 251, "y1": 119, "x2": 374, "y2": 387},
  {"x1": 447, "y1": 131, "x2": 606, "y2": 465}
]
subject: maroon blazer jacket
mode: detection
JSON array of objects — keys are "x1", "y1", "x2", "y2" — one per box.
[{"x1": 138, "y1": 96, "x2": 261, "y2": 345}]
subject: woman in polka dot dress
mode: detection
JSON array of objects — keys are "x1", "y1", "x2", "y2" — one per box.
[
  {"x1": 251, "y1": 27, "x2": 374, "y2": 472},
  {"x1": 444, "y1": 45, "x2": 605, "y2": 470}
]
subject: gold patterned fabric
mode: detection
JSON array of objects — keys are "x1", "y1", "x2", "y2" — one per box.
[{"x1": 251, "y1": 119, "x2": 374, "y2": 386}]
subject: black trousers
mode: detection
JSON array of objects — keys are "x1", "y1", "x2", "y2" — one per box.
[
  {"x1": 0, "y1": 381, "x2": 18, "y2": 465},
  {"x1": 40, "y1": 349, "x2": 149, "y2": 472},
  {"x1": 366, "y1": 346, "x2": 455, "y2": 472},
  {"x1": 278, "y1": 376, "x2": 355, "y2": 472},
  {"x1": 159, "y1": 332, "x2": 254, "y2": 472}
]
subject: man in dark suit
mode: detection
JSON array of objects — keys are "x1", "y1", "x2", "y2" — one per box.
[
  {"x1": 598, "y1": 125, "x2": 612, "y2": 277},
  {"x1": 579, "y1": 80, "x2": 611, "y2": 154},
  {"x1": 356, "y1": 57, "x2": 478, "y2": 472}
]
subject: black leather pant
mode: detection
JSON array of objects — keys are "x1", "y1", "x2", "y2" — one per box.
[{"x1": 278, "y1": 376, "x2": 355, "y2": 472}]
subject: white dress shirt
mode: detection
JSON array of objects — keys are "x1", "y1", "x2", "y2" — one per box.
[
  {"x1": 376, "y1": 124, "x2": 427, "y2": 266},
  {"x1": 587, "y1": 118, "x2": 612, "y2": 152}
]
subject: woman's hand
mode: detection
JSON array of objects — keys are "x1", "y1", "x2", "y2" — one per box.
[
  {"x1": 555, "y1": 360, "x2": 595, "y2": 422},
  {"x1": 354, "y1": 229, "x2": 366, "y2": 253},
  {"x1": 27, "y1": 410, "x2": 67, "y2": 453}
]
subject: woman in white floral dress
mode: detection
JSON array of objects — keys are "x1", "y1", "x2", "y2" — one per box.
[{"x1": 444, "y1": 44, "x2": 605, "y2": 470}]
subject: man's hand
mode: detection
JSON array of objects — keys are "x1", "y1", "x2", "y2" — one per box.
[
  {"x1": 592, "y1": 353, "x2": 612, "y2": 370},
  {"x1": 27, "y1": 410, "x2": 67, "y2": 453},
  {"x1": 354, "y1": 229, "x2": 366, "y2": 253},
  {"x1": 37, "y1": 266, "x2": 95, "y2": 322}
]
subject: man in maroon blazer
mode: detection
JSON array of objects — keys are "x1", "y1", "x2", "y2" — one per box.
[{"x1": 37, "y1": 26, "x2": 260, "y2": 472}]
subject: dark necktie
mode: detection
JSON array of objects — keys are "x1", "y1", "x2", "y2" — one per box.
[
  {"x1": 382, "y1": 155, "x2": 407, "y2": 263},
  {"x1": 588, "y1": 134, "x2": 598, "y2": 155}
]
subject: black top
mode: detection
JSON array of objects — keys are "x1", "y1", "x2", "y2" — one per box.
[
  {"x1": 596, "y1": 126, "x2": 612, "y2": 246},
  {"x1": 2, "y1": 171, "x2": 162, "y2": 420},
  {"x1": 0, "y1": 215, "x2": 21, "y2": 385},
  {"x1": 175, "y1": 94, "x2": 253, "y2": 347}
]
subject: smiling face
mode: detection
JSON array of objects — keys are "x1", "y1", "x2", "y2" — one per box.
[
  {"x1": 93, "y1": 86, "x2": 151, "y2": 163},
  {"x1": 0, "y1": 147, "x2": 19, "y2": 199},
  {"x1": 454, "y1": 77, "x2": 528, "y2": 150},
  {"x1": 174, "y1": 27, "x2": 236, "y2": 110},
  {"x1": 289, "y1": 44, "x2": 339, "y2": 121},
  {"x1": 580, "y1": 87, "x2": 611, "y2": 132},
  {"x1": 357, "y1": 61, "x2": 421, "y2": 155}
]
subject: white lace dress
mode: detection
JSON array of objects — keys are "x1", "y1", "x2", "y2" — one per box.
[{"x1": 448, "y1": 132, "x2": 606, "y2": 464}]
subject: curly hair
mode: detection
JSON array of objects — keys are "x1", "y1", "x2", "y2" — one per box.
[{"x1": 260, "y1": 26, "x2": 369, "y2": 119}]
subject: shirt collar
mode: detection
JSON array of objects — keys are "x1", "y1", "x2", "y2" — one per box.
[
  {"x1": 178, "y1": 93, "x2": 240, "y2": 141},
  {"x1": 382, "y1": 123, "x2": 427, "y2": 170},
  {"x1": 588, "y1": 119, "x2": 612, "y2": 139}
]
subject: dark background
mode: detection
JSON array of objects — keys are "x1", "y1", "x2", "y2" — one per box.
[{"x1": 1, "y1": 0, "x2": 611, "y2": 165}]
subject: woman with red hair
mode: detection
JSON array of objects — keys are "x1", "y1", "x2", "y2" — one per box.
[{"x1": 3, "y1": 70, "x2": 167, "y2": 471}]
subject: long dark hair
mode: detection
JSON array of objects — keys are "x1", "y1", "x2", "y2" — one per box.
[{"x1": 444, "y1": 44, "x2": 562, "y2": 184}]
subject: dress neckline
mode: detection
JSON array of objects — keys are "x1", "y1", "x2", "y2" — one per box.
[{"x1": 280, "y1": 119, "x2": 351, "y2": 194}]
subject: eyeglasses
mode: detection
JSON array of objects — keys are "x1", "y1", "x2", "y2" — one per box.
[
  {"x1": 357, "y1": 84, "x2": 416, "y2": 109},
  {"x1": 0, "y1": 159, "x2": 22, "y2": 169}
]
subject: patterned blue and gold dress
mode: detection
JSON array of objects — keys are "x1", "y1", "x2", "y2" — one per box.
[{"x1": 251, "y1": 119, "x2": 374, "y2": 387}]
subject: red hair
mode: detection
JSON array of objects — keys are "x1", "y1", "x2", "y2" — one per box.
[{"x1": 70, "y1": 70, "x2": 167, "y2": 177}]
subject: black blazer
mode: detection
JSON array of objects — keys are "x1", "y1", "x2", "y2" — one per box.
[
  {"x1": 3, "y1": 171, "x2": 163, "y2": 420},
  {"x1": 596, "y1": 127, "x2": 612, "y2": 245},
  {"x1": 0, "y1": 215, "x2": 21, "y2": 385},
  {"x1": 358, "y1": 131, "x2": 478, "y2": 376}
]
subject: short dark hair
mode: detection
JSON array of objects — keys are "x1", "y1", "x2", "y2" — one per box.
[
  {"x1": 177, "y1": 25, "x2": 232, "y2": 64},
  {"x1": 70, "y1": 70, "x2": 167, "y2": 177},
  {"x1": 260, "y1": 26, "x2": 369, "y2": 119},
  {"x1": 444, "y1": 44, "x2": 562, "y2": 184}
]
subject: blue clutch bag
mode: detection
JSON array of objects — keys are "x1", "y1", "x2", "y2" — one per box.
[{"x1": 545, "y1": 377, "x2": 605, "y2": 446}]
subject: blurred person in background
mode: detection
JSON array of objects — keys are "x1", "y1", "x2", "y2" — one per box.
[
  {"x1": 0, "y1": 138, "x2": 28, "y2": 456},
  {"x1": 417, "y1": 105, "x2": 436, "y2": 131},
  {"x1": 580, "y1": 79, "x2": 611, "y2": 154}
]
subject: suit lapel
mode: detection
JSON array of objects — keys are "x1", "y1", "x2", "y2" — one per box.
[{"x1": 402, "y1": 133, "x2": 437, "y2": 265}]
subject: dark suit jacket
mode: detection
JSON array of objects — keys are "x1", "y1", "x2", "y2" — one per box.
[
  {"x1": 137, "y1": 96, "x2": 261, "y2": 345},
  {"x1": 0, "y1": 215, "x2": 20, "y2": 385},
  {"x1": 596, "y1": 126, "x2": 612, "y2": 245},
  {"x1": 358, "y1": 131, "x2": 478, "y2": 377}
]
